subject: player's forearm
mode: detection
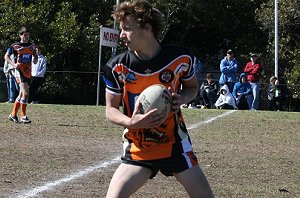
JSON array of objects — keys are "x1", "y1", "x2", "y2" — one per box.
[{"x1": 106, "y1": 106, "x2": 131, "y2": 128}]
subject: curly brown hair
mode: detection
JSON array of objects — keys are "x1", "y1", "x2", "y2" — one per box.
[{"x1": 112, "y1": 0, "x2": 165, "y2": 40}]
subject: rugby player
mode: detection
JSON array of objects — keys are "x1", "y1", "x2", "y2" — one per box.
[
  {"x1": 104, "y1": 1, "x2": 214, "y2": 197},
  {"x1": 5, "y1": 26, "x2": 37, "y2": 124}
]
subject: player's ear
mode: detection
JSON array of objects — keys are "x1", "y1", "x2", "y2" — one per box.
[{"x1": 144, "y1": 23, "x2": 152, "y2": 32}]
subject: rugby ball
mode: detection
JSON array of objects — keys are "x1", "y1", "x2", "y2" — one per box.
[{"x1": 137, "y1": 84, "x2": 173, "y2": 123}]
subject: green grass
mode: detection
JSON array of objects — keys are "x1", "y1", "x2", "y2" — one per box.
[{"x1": 0, "y1": 104, "x2": 299, "y2": 197}]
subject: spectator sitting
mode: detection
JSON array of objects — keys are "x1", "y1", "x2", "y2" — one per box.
[
  {"x1": 215, "y1": 84, "x2": 237, "y2": 110},
  {"x1": 232, "y1": 73, "x2": 252, "y2": 110},
  {"x1": 184, "y1": 58, "x2": 205, "y2": 109},
  {"x1": 181, "y1": 92, "x2": 200, "y2": 109},
  {"x1": 199, "y1": 73, "x2": 219, "y2": 109},
  {"x1": 268, "y1": 76, "x2": 289, "y2": 111}
]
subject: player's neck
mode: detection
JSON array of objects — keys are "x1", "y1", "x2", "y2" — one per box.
[
  {"x1": 20, "y1": 38, "x2": 29, "y2": 43},
  {"x1": 134, "y1": 39, "x2": 161, "y2": 61}
]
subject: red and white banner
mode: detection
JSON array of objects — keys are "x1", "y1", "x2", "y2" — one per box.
[{"x1": 100, "y1": 27, "x2": 119, "y2": 48}]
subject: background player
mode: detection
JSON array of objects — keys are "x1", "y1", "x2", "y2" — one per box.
[{"x1": 5, "y1": 26, "x2": 37, "y2": 124}]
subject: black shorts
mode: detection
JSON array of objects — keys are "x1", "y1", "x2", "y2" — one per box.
[
  {"x1": 122, "y1": 151, "x2": 199, "y2": 179},
  {"x1": 15, "y1": 69, "x2": 31, "y2": 84}
]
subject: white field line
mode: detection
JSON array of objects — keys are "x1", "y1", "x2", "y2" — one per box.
[
  {"x1": 187, "y1": 110, "x2": 236, "y2": 130},
  {"x1": 16, "y1": 157, "x2": 120, "y2": 198},
  {"x1": 15, "y1": 110, "x2": 235, "y2": 198}
]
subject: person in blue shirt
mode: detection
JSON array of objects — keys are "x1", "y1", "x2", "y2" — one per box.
[
  {"x1": 219, "y1": 49, "x2": 238, "y2": 92},
  {"x1": 29, "y1": 45, "x2": 47, "y2": 104},
  {"x1": 232, "y1": 73, "x2": 252, "y2": 110}
]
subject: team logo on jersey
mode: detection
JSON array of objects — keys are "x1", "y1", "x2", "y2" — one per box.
[
  {"x1": 159, "y1": 69, "x2": 174, "y2": 84},
  {"x1": 140, "y1": 128, "x2": 170, "y2": 146}
]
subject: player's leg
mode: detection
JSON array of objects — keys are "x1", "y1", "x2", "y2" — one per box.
[
  {"x1": 18, "y1": 81, "x2": 31, "y2": 123},
  {"x1": 16, "y1": 81, "x2": 28, "y2": 97},
  {"x1": 106, "y1": 163, "x2": 153, "y2": 198},
  {"x1": 11, "y1": 82, "x2": 24, "y2": 116},
  {"x1": 174, "y1": 165, "x2": 214, "y2": 198},
  {"x1": 20, "y1": 82, "x2": 30, "y2": 116}
]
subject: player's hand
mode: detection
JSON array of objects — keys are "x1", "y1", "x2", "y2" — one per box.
[
  {"x1": 14, "y1": 63, "x2": 20, "y2": 69},
  {"x1": 128, "y1": 99, "x2": 164, "y2": 129},
  {"x1": 168, "y1": 87, "x2": 182, "y2": 114}
]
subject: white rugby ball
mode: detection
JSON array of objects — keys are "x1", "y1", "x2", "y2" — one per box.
[{"x1": 137, "y1": 84, "x2": 172, "y2": 122}]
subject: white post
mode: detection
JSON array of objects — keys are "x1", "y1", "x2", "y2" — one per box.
[
  {"x1": 96, "y1": 0, "x2": 121, "y2": 105},
  {"x1": 96, "y1": 26, "x2": 103, "y2": 106},
  {"x1": 114, "y1": 0, "x2": 120, "y2": 29},
  {"x1": 275, "y1": 0, "x2": 278, "y2": 78},
  {"x1": 112, "y1": 0, "x2": 120, "y2": 56}
]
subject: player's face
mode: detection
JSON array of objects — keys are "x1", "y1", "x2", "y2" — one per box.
[
  {"x1": 19, "y1": 31, "x2": 30, "y2": 43},
  {"x1": 119, "y1": 16, "x2": 147, "y2": 51}
]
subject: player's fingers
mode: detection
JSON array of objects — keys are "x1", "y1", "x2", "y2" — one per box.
[
  {"x1": 171, "y1": 93, "x2": 182, "y2": 112},
  {"x1": 144, "y1": 108, "x2": 158, "y2": 116},
  {"x1": 133, "y1": 99, "x2": 142, "y2": 115}
]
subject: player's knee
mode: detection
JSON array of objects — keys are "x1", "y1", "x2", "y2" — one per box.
[
  {"x1": 106, "y1": 187, "x2": 132, "y2": 198},
  {"x1": 23, "y1": 91, "x2": 30, "y2": 98}
]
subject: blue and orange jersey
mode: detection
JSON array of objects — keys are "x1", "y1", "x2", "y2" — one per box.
[
  {"x1": 7, "y1": 42, "x2": 36, "y2": 78},
  {"x1": 104, "y1": 45, "x2": 197, "y2": 161}
]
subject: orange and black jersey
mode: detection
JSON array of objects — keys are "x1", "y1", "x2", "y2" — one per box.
[
  {"x1": 7, "y1": 42, "x2": 36, "y2": 78},
  {"x1": 104, "y1": 45, "x2": 197, "y2": 161}
]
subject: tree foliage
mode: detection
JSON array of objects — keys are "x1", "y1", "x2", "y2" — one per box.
[
  {"x1": 256, "y1": 0, "x2": 300, "y2": 85},
  {"x1": 0, "y1": 0, "x2": 299, "y2": 104}
]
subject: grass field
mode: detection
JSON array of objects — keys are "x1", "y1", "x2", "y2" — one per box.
[{"x1": 0, "y1": 103, "x2": 299, "y2": 198}]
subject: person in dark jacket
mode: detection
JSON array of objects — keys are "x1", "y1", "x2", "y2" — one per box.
[
  {"x1": 199, "y1": 73, "x2": 219, "y2": 108},
  {"x1": 232, "y1": 73, "x2": 252, "y2": 110},
  {"x1": 268, "y1": 76, "x2": 289, "y2": 111}
]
